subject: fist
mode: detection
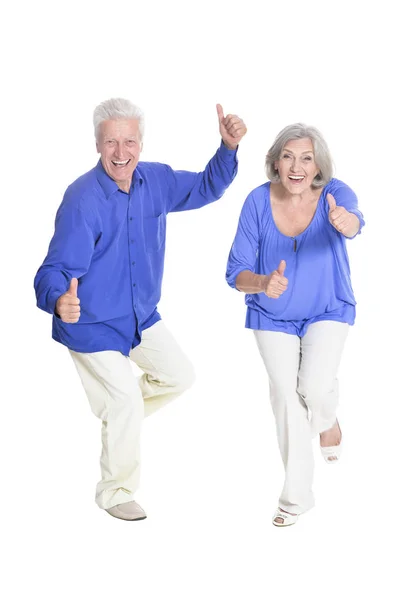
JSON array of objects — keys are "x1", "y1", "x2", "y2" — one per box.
[
  {"x1": 264, "y1": 260, "x2": 288, "y2": 299},
  {"x1": 327, "y1": 193, "x2": 359, "y2": 237},
  {"x1": 216, "y1": 104, "x2": 247, "y2": 150},
  {"x1": 55, "y1": 278, "x2": 80, "y2": 323}
]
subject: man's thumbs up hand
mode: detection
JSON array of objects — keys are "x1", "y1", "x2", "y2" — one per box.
[
  {"x1": 216, "y1": 103, "x2": 247, "y2": 150},
  {"x1": 55, "y1": 278, "x2": 81, "y2": 323}
]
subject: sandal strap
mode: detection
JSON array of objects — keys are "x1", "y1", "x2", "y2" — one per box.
[
  {"x1": 273, "y1": 509, "x2": 297, "y2": 522},
  {"x1": 321, "y1": 444, "x2": 341, "y2": 454}
]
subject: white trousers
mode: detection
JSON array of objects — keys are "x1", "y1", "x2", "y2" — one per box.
[
  {"x1": 69, "y1": 320, "x2": 195, "y2": 509},
  {"x1": 254, "y1": 320, "x2": 349, "y2": 514}
]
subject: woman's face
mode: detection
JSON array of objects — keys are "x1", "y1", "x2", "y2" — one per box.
[{"x1": 274, "y1": 137, "x2": 320, "y2": 194}]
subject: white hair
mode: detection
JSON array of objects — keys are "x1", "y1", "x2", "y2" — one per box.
[
  {"x1": 93, "y1": 97, "x2": 145, "y2": 141},
  {"x1": 265, "y1": 123, "x2": 333, "y2": 187}
]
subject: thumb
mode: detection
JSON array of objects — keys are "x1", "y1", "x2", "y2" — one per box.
[
  {"x1": 277, "y1": 259, "x2": 286, "y2": 276},
  {"x1": 216, "y1": 103, "x2": 224, "y2": 124},
  {"x1": 327, "y1": 193, "x2": 337, "y2": 212},
  {"x1": 68, "y1": 277, "x2": 78, "y2": 296}
]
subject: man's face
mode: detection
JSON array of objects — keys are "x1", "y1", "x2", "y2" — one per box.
[{"x1": 96, "y1": 119, "x2": 142, "y2": 190}]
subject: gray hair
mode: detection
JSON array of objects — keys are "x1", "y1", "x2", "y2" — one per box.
[
  {"x1": 93, "y1": 97, "x2": 145, "y2": 141},
  {"x1": 265, "y1": 123, "x2": 333, "y2": 187}
]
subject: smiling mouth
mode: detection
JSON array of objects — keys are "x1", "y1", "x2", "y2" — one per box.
[
  {"x1": 288, "y1": 175, "x2": 305, "y2": 183},
  {"x1": 112, "y1": 159, "x2": 131, "y2": 167}
]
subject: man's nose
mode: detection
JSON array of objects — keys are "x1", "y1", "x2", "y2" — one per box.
[{"x1": 114, "y1": 143, "x2": 126, "y2": 158}]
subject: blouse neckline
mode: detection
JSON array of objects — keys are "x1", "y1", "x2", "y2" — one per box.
[{"x1": 266, "y1": 181, "x2": 325, "y2": 240}]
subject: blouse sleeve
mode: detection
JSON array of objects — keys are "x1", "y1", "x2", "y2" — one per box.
[
  {"x1": 226, "y1": 192, "x2": 261, "y2": 289},
  {"x1": 328, "y1": 180, "x2": 365, "y2": 238}
]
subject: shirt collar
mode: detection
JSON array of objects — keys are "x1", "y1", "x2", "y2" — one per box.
[{"x1": 95, "y1": 159, "x2": 144, "y2": 199}]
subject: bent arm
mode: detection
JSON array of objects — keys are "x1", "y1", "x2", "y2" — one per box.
[
  {"x1": 331, "y1": 181, "x2": 365, "y2": 239},
  {"x1": 166, "y1": 141, "x2": 238, "y2": 213},
  {"x1": 343, "y1": 213, "x2": 361, "y2": 238},
  {"x1": 235, "y1": 270, "x2": 268, "y2": 293},
  {"x1": 34, "y1": 195, "x2": 96, "y2": 314},
  {"x1": 226, "y1": 192, "x2": 262, "y2": 292}
]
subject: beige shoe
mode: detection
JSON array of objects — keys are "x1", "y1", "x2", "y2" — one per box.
[{"x1": 105, "y1": 501, "x2": 147, "y2": 521}]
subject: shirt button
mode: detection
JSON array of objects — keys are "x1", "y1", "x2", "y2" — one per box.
[
  {"x1": 129, "y1": 217, "x2": 133, "y2": 221},
  {"x1": 130, "y1": 239, "x2": 134, "y2": 243},
  {"x1": 132, "y1": 261, "x2": 135, "y2": 265},
  {"x1": 133, "y1": 283, "x2": 136, "y2": 287}
]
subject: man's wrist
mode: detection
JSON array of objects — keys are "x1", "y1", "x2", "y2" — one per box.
[{"x1": 221, "y1": 139, "x2": 238, "y2": 151}]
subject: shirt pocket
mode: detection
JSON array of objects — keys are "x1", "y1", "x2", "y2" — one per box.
[{"x1": 143, "y1": 213, "x2": 166, "y2": 252}]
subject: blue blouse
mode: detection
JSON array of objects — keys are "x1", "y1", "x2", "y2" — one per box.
[{"x1": 226, "y1": 178, "x2": 365, "y2": 336}]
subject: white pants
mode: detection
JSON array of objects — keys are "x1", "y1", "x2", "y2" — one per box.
[
  {"x1": 254, "y1": 320, "x2": 349, "y2": 514},
  {"x1": 69, "y1": 320, "x2": 195, "y2": 509}
]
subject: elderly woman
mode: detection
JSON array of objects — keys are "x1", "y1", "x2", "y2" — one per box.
[{"x1": 226, "y1": 124, "x2": 364, "y2": 527}]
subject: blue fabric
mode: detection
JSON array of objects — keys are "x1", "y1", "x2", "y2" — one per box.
[
  {"x1": 35, "y1": 142, "x2": 238, "y2": 355},
  {"x1": 226, "y1": 178, "x2": 365, "y2": 336}
]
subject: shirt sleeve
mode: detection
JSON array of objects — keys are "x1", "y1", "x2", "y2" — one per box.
[
  {"x1": 165, "y1": 141, "x2": 238, "y2": 213},
  {"x1": 34, "y1": 193, "x2": 96, "y2": 315},
  {"x1": 226, "y1": 192, "x2": 260, "y2": 289},
  {"x1": 330, "y1": 180, "x2": 365, "y2": 238}
]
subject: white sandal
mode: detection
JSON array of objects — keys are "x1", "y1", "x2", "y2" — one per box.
[
  {"x1": 272, "y1": 508, "x2": 298, "y2": 527},
  {"x1": 320, "y1": 421, "x2": 342, "y2": 463},
  {"x1": 320, "y1": 442, "x2": 343, "y2": 462}
]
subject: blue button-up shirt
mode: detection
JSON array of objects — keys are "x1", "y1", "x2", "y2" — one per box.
[{"x1": 35, "y1": 142, "x2": 238, "y2": 355}]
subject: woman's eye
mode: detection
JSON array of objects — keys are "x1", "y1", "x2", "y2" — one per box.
[{"x1": 303, "y1": 156, "x2": 312, "y2": 161}]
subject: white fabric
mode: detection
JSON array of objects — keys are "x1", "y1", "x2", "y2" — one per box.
[
  {"x1": 69, "y1": 320, "x2": 195, "y2": 509},
  {"x1": 254, "y1": 320, "x2": 349, "y2": 514}
]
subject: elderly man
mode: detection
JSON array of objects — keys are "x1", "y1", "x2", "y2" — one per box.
[{"x1": 34, "y1": 98, "x2": 246, "y2": 521}]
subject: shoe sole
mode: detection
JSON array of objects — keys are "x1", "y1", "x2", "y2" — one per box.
[{"x1": 106, "y1": 514, "x2": 147, "y2": 521}]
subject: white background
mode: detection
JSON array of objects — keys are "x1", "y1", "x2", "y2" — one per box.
[{"x1": 2, "y1": 0, "x2": 398, "y2": 598}]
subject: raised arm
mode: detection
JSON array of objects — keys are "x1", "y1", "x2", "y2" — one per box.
[{"x1": 166, "y1": 104, "x2": 246, "y2": 213}]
